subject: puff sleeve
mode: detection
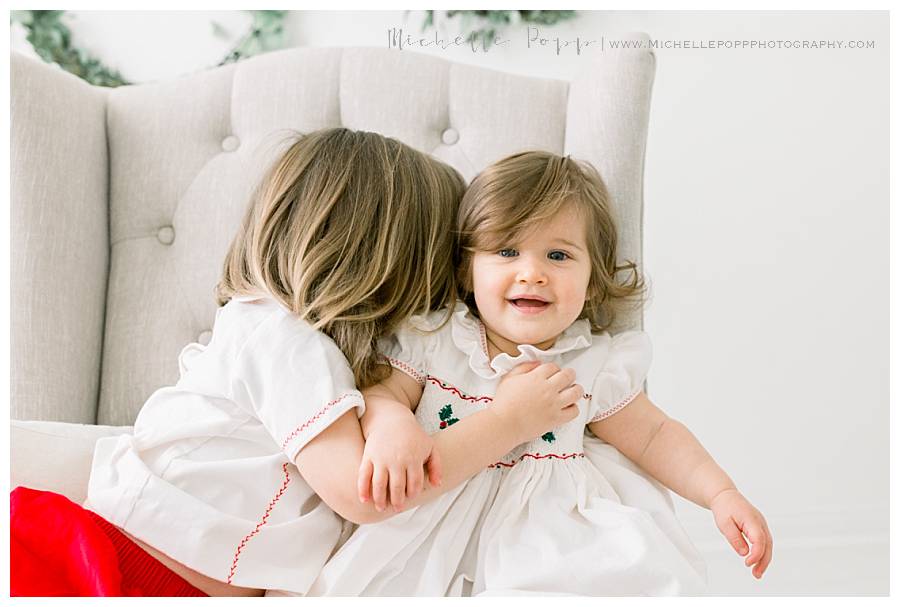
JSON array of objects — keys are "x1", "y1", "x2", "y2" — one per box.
[
  {"x1": 377, "y1": 311, "x2": 446, "y2": 386},
  {"x1": 234, "y1": 311, "x2": 365, "y2": 463},
  {"x1": 587, "y1": 331, "x2": 653, "y2": 423}
]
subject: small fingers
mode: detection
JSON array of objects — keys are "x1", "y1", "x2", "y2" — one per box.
[
  {"x1": 389, "y1": 467, "x2": 407, "y2": 511},
  {"x1": 718, "y1": 516, "x2": 749, "y2": 557},
  {"x1": 744, "y1": 522, "x2": 766, "y2": 567},
  {"x1": 425, "y1": 450, "x2": 443, "y2": 488},
  {"x1": 506, "y1": 360, "x2": 541, "y2": 376},
  {"x1": 357, "y1": 459, "x2": 374, "y2": 503},
  {"x1": 548, "y1": 366, "x2": 576, "y2": 388},
  {"x1": 406, "y1": 464, "x2": 423, "y2": 501},
  {"x1": 371, "y1": 466, "x2": 388, "y2": 512},
  {"x1": 755, "y1": 526, "x2": 773, "y2": 578},
  {"x1": 559, "y1": 402, "x2": 580, "y2": 422},
  {"x1": 756, "y1": 529, "x2": 772, "y2": 577},
  {"x1": 559, "y1": 383, "x2": 584, "y2": 404},
  {"x1": 534, "y1": 362, "x2": 561, "y2": 379}
]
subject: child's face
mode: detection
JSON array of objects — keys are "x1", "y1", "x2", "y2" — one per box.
[{"x1": 472, "y1": 204, "x2": 592, "y2": 357}]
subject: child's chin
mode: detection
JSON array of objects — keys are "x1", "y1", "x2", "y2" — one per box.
[{"x1": 511, "y1": 333, "x2": 553, "y2": 349}]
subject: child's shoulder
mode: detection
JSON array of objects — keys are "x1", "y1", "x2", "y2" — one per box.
[
  {"x1": 401, "y1": 306, "x2": 455, "y2": 335},
  {"x1": 565, "y1": 329, "x2": 652, "y2": 375},
  {"x1": 588, "y1": 328, "x2": 652, "y2": 353},
  {"x1": 378, "y1": 306, "x2": 456, "y2": 368},
  {"x1": 219, "y1": 293, "x2": 343, "y2": 353}
]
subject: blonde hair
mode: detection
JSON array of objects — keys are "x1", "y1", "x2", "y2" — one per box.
[
  {"x1": 217, "y1": 128, "x2": 465, "y2": 387},
  {"x1": 456, "y1": 150, "x2": 645, "y2": 333}
]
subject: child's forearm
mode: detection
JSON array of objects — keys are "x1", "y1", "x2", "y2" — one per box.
[
  {"x1": 369, "y1": 408, "x2": 522, "y2": 517},
  {"x1": 431, "y1": 408, "x2": 521, "y2": 488},
  {"x1": 359, "y1": 391, "x2": 413, "y2": 439},
  {"x1": 634, "y1": 418, "x2": 737, "y2": 509}
]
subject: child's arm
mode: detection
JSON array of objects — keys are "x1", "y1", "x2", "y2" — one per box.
[
  {"x1": 356, "y1": 372, "x2": 438, "y2": 513},
  {"x1": 588, "y1": 392, "x2": 773, "y2": 579},
  {"x1": 296, "y1": 361, "x2": 581, "y2": 525}
]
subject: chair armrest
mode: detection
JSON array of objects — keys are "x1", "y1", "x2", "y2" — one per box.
[{"x1": 10, "y1": 420, "x2": 132, "y2": 505}]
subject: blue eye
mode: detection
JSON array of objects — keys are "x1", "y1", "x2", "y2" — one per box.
[
  {"x1": 499, "y1": 248, "x2": 519, "y2": 258},
  {"x1": 548, "y1": 250, "x2": 569, "y2": 261}
]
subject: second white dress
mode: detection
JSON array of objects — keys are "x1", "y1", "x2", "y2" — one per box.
[{"x1": 307, "y1": 303, "x2": 707, "y2": 596}]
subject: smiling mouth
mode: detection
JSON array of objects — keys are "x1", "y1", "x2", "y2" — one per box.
[{"x1": 508, "y1": 298, "x2": 551, "y2": 313}]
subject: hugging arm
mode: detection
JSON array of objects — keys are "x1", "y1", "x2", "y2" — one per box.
[
  {"x1": 355, "y1": 369, "x2": 440, "y2": 512},
  {"x1": 293, "y1": 400, "x2": 522, "y2": 525},
  {"x1": 295, "y1": 361, "x2": 581, "y2": 525},
  {"x1": 292, "y1": 365, "x2": 512, "y2": 525}
]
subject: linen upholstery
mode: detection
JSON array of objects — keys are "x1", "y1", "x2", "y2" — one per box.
[
  {"x1": 11, "y1": 54, "x2": 109, "y2": 423},
  {"x1": 10, "y1": 40, "x2": 656, "y2": 426}
]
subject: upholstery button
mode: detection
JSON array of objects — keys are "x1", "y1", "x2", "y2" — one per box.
[
  {"x1": 441, "y1": 128, "x2": 459, "y2": 145},
  {"x1": 198, "y1": 330, "x2": 213, "y2": 345},
  {"x1": 157, "y1": 226, "x2": 175, "y2": 245},
  {"x1": 221, "y1": 135, "x2": 240, "y2": 152}
]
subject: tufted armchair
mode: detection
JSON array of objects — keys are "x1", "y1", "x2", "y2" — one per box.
[{"x1": 11, "y1": 43, "x2": 655, "y2": 503}]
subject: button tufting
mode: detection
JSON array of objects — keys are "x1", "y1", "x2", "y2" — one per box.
[
  {"x1": 221, "y1": 135, "x2": 240, "y2": 152},
  {"x1": 157, "y1": 226, "x2": 175, "y2": 245},
  {"x1": 198, "y1": 330, "x2": 213, "y2": 345},
  {"x1": 441, "y1": 128, "x2": 459, "y2": 145}
]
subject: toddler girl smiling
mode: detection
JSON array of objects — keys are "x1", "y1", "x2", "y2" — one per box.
[{"x1": 310, "y1": 150, "x2": 772, "y2": 596}]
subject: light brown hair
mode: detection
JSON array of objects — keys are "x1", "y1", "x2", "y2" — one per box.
[
  {"x1": 217, "y1": 128, "x2": 465, "y2": 387},
  {"x1": 456, "y1": 150, "x2": 645, "y2": 333}
]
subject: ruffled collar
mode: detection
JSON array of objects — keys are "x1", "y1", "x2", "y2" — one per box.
[{"x1": 449, "y1": 302, "x2": 592, "y2": 379}]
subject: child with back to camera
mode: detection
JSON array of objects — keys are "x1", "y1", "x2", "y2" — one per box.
[
  {"x1": 310, "y1": 150, "x2": 773, "y2": 596},
  {"x1": 11, "y1": 130, "x2": 577, "y2": 597}
]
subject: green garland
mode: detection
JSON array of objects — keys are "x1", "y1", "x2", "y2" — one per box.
[
  {"x1": 12, "y1": 10, "x2": 577, "y2": 87},
  {"x1": 420, "y1": 10, "x2": 578, "y2": 45},
  {"x1": 10, "y1": 10, "x2": 286, "y2": 87}
]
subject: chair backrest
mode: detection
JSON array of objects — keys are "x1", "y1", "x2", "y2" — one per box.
[{"x1": 12, "y1": 44, "x2": 655, "y2": 425}]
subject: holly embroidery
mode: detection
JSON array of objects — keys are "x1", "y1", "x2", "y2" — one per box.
[
  {"x1": 541, "y1": 432, "x2": 556, "y2": 443},
  {"x1": 438, "y1": 404, "x2": 459, "y2": 429}
]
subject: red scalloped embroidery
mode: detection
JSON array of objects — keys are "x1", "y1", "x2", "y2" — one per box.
[
  {"x1": 588, "y1": 389, "x2": 640, "y2": 423},
  {"x1": 424, "y1": 377, "x2": 592, "y2": 407},
  {"x1": 489, "y1": 452, "x2": 586, "y2": 468},
  {"x1": 386, "y1": 356, "x2": 426, "y2": 385},
  {"x1": 426, "y1": 375, "x2": 493, "y2": 404},
  {"x1": 226, "y1": 462, "x2": 292, "y2": 584},
  {"x1": 280, "y1": 393, "x2": 358, "y2": 450}
]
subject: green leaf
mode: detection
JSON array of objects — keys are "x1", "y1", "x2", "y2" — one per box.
[
  {"x1": 10, "y1": 10, "x2": 33, "y2": 25},
  {"x1": 421, "y1": 9, "x2": 578, "y2": 39}
]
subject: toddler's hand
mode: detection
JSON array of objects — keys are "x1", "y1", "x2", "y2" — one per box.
[
  {"x1": 357, "y1": 408, "x2": 441, "y2": 513},
  {"x1": 710, "y1": 488, "x2": 773, "y2": 579},
  {"x1": 492, "y1": 361, "x2": 582, "y2": 444}
]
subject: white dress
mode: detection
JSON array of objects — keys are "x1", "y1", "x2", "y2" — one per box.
[
  {"x1": 87, "y1": 295, "x2": 362, "y2": 594},
  {"x1": 308, "y1": 303, "x2": 707, "y2": 596}
]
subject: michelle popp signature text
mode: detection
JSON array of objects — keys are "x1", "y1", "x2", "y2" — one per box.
[{"x1": 387, "y1": 27, "x2": 599, "y2": 55}]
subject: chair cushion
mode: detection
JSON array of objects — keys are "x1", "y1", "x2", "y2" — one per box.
[{"x1": 11, "y1": 420, "x2": 132, "y2": 505}]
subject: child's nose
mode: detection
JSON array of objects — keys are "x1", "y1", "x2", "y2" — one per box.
[{"x1": 515, "y1": 260, "x2": 548, "y2": 285}]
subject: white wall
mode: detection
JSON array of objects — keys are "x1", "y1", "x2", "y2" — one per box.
[{"x1": 12, "y1": 10, "x2": 889, "y2": 596}]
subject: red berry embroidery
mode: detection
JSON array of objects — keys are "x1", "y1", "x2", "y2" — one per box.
[{"x1": 438, "y1": 404, "x2": 459, "y2": 429}]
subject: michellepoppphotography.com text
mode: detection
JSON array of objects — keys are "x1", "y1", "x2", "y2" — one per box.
[{"x1": 387, "y1": 27, "x2": 876, "y2": 55}]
